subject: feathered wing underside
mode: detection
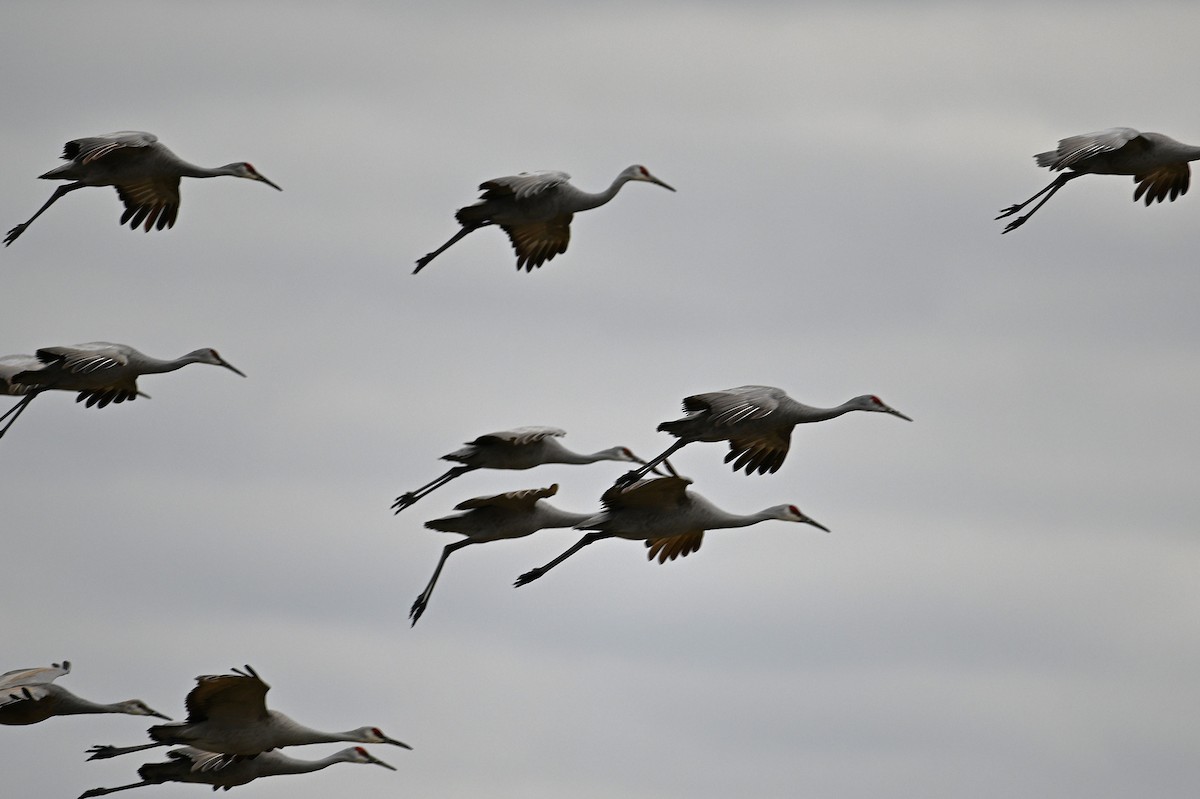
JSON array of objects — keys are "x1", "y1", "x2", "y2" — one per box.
[
  {"x1": 0, "y1": 684, "x2": 51, "y2": 708},
  {"x1": 501, "y1": 216, "x2": 572, "y2": 271},
  {"x1": 1039, "y1": 127, "x2": 1145, "y2": 170},
  {"x1": 645, "y1": 531, "x2": 704, "y2": 563},
  {"x1": 0, "y1": 663, "x2": 69, "y2": 691},
  {"x1": 23, "y1": 346, "x2": 139, "y2": 407},
  {"x1": 184, "y1": 673, "x2": 269, "y2": 724},
  {"x1": 1133, "y1": 163, "x2": 1190, "y2": 204},
  {"x1": 454, "y1": 484, "x2": 558, "y2": 511},
  {"x1": 63, "y1": 132, "x2": 158, "y2": 165},
  {"x1": 115, "y1": 177, "x2": 181, "y2": 232},
  {"x1": 725, "y1": 427, "x2": 792, "y2": 475}
]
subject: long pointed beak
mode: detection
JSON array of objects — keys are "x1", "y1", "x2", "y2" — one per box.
[
  {"x1": 364, "y1": 752, "x2": 398, "y2": 771},
  {"x1": 148, "y1": 709, "x2": 171, "y2": 720},
  {"x1": 804, "y1": 517, "x2": 831, "y2": 533},
  {"x1": 383, "y1": 735, "x2": 412, "y2": 751},
  {"x1": 887, "y1": 407, "x2": 913, "y2": 422},
  {"x1": 256, "y1": 174, "x2": 282, "y2": 191},
  {"x1": 648, "y1": 174, "x2": 675, "y2": 192},
  {"x1": 217, "y1": 358, "x2": 247, "y2": 378}
]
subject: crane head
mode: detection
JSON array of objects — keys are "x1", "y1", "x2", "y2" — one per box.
[
  {"x1": 862, "y1": 395, "x2": 912, "y2": 421},
  {"x1": 625, "y1": 165, "x2": 675, "y2": 192},
  {"x1": 230, "y1": 162, "x2": 282, "y2": 191},
  {"x1": 778, "y1": 505, "x2": 830, "y2": 532}
]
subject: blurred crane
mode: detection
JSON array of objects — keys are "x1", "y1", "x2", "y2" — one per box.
[
  {"x1": 409, "y1": 484, "x2": 592, "y2": 624},
  {"x1": 0, "y1": 661, "x2": 168, "y2": 726},
  {"x1": 618, "y1": 386, "x2": 911, "y2": 486},
  {"x1": 998, "y1": 127, "x2": 1200, "y2": 232},
  {"x1": 5, "y1": 130, "x2": 281, "y2": 245},
  {"x1": 514, "y1": 476, "x2": 828, "y2": 586},
  {"x1": 393, "y1": 426, "x2": 657, "y2": 513},
  {"x1": 0, "y1": 342, "x2": 244, "y2": 440},
  {"x1": 414, "y1": 165, "x2": 675, "y2": 272},
  {"x1": 86, "y1": 665, "x2": 409, "y2": 762},
  {"x1": 78, "y1": 745, "x2": 396, "y2": 797}
]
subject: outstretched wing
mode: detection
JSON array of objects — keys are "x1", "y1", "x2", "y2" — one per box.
[
  {"x1": 645, "y1": 531, "x2": 704, "y2": 563},
  {"x1": 63, "y1": 131, "x2": 159, "y2": 165},
  {"x1": 682, "y1": 385, "x2": 783, "y2": 427},
  {"x1": 473, "y1": 427, "x2": 567, "y2": 447},
  {"x1": 480, "y1": 171, "x2": 571, "y2": 201},
  {"x1": 115, "y1": 178, "x2": 182, "y2": 232},
  {"x1": 186, "y1": 668, "x2": 269, "y2": 724},
  {"x1": 1133, "y1": 163, "x2": 1191, "y2": 205},
  {"x1": 1038, "y1": 127, "x2": 1145, "y2": 171},
  {"x1": 600, "y1": 476, "x2": 692, "y2": 512},
  {"x1": 454, "y1": 484, "x2": 559, "y2": 512},
  {"x1": 0, "y1": 662, "x2": 70, "y2": 691},
  {"x1": 501, "y1": 215, "x2": 572, "y2": 271}
]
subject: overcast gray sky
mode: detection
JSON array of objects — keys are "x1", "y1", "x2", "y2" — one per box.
[{"x1": 3, "y1": 2, "x2": 1198, "y2": 798}]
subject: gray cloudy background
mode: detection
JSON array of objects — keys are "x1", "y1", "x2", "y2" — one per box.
[{"x1": 3, "y1": 2, "x2": 1198, "y2": 797}]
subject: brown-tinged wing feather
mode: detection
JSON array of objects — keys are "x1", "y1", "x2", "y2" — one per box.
[
  {"x1": 645, "y1": 530, "x2": 704, "y2": 563},
  {"x1": 1133, "y1": 163, "x2": 1190, "y2": 205},
  {"x1": 115, "y1": 178, "x2": 181, "y2": 232},
  {"x1": 502, "y1": 215, "x2": 571, "y2": 271}
]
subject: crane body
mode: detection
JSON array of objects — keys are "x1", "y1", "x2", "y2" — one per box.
[{"x1": 0, "y1": 661, "x2": 168, "y2": 726}]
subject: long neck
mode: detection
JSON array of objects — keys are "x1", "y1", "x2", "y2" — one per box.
[
  {"x1": 137, "y1": 352, "x2": 201, "y2": 376},
  {"x1": 572, "y1": 175, "x2": 631, "y2": 211},
  {"x1": 709, "y1": 507, "x2": 778, "y2": 530},
  {"x1": 782, "y1": 396, "x2": 859, "y2": 423},
  {"x1": 56, "y1": 689, "x2": 132, "y2": 716},
  {"x1": 259, "y1": 751, "x2": 348, "y2": 777},
  {"x1": 535, "y1": 503, "x2": 595, "y2": 529},
  {"x1": 175, "y1": 161, "x2": 241, "y2": 179},
  {"x1": 540, "y1": 438, "x2": 612, "y2": 465}
]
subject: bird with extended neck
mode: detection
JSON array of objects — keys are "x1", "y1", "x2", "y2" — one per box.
[
  {"x1": 414, "y1": 164, "x2": 675, "y2": 273},
  {"x1": 409, "y1": 484, "x2": 593, "y2": 625},
  {"x1": 0, "y1": 342, "x2": 245, "y2": 440},
  {"x1": 0, "y1": 661, "x2": 169, "y2": 726},
  {"x1": 78, "y1": 745, "x2": 397, "y2": 797},
  {"x1": 5, "y1": 130, "x2": 281, "y2": 245},
  {"x1": 617, "y1": 385, "x2": 911, "y2": 486},
  {"x1": 392, "y1": 426, "x2": 662, "y2": 513},
  {"x1": 86, "y1": 665, "x2": 410, "y2": 764},
  {"x1": 997, "y1": 127, "x2": 1200, "y2": 232},
  {"x1": 514, "y1": 476, "x2": 829, "y2": 586}
]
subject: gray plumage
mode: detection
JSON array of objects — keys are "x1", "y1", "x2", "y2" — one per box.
[
  {"x1": 409, "y1": 483, "x2": 592, "y2": 625},
  {"x1": 5, "y1": 131, "x2": 281, "y2": 245},
  {"x1": 392, "y1": 426, "x2": 652, "y2": 513},
  {"x1": 514, "y1": 476, "x2": 829, "y2": 586},
  {"x1": 77, "y1": 745, "x2": 397, "y2": 797},
  {"x1": 618, "y1": 386, "x2": 911, "y2": 486},
  {"x1": 0, "y1": 661, "x2": 168, "y2": 726},
  {"x1": 86, "y1": 665, "x2": 410, "y2": 763},
  {"x1": 997, "y1": 127, "x2": 1200, "y2": 232},
  {"x1": 414, "y1": 165, "x2": 675, "y2": 273},
  {"x1": 0, "y1": 342, "x2": 245, "y2": 440}
]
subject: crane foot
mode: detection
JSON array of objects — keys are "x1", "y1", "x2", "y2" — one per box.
[
  {"x1": 391, "y1": 493, "x2": 417, "y2": 513},
  {"x1": 1001, "y1": 216, "x2": 1029, "y2": 234},
  {"x1": 994, "y1": 204, "x2": 1022, "y2": 220},
  {"x1": 513, "y1": 568, "x2": 543, "y2": 588},
  {"x1": 409, "y1": 597, "x2": 428, "y2": 625},
  {"x1": 85, "y1": 745, "x2": 121, "y2": 761},
  {"x1": 4, "y1": 224, "x2": 28, "y2": 246}
]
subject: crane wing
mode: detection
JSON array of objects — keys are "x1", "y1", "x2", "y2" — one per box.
[
  {"x1": 186, "y1": 671, "x2": 269, "y2": 724},
  {"x1": 1041, "y1": 127, "x2": 1145, "y2": 171},
  {"x1": 33, "y1": 344, "x2": 129, "y2": 376},
  {"x1": 0, "y1": 662, "x2": 69, "y2": 690},
  {"x1": 501, "y1": 216, "x2": 572, "y2": 271},
  {"x1": 64, "y1": 131, "x2": 158, "y2": 165},
  {"x1": 645, "y1": 530, "x2": 704, "y2": 563},
  {"x1": 682, "y1": 386, "x2": 782, "y2": 427},
  {"x1": 115, "y1": 177, "x2": 182, "y2": 232},
  {"x1": 724, "y1": 427, "x2": 792, "y2": 475},
  {"x1": 1133, "y1": 163, "x2": 1191, "y2": 204},
  {"x1": 454, "y1": 484, "x2": 559, "y2": 511},
  {"x1": 473, "y1": 427, "x2": 566, "y2": 447},
  {"x1": 481, "y1": 171, "x2": 571, "y2": 201},
  {"x1": 601, "y1": 476, "x2": 692, "y2": 511}
]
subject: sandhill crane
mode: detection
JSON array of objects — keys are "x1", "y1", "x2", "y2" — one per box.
[
  {"x1": 0, "y1": 661, "x2": 168, "y2": 726},
  {"x1": 4, "y1": 130, "x2": 281, "y2": 246},
  {"x1": 78, "y1": 745, "x2": 396, "y2": 797},
  {"x1": 414, "y1": 165, "x2": 675, "y2": 273},
  {"x1": 617, "y1": 386, "x2": 911, "y2": 486},
  {"x1": 86, "y1": 665, "x2": 409, "y2": 763},
  {"x1": 0, "y1": 342, "x2": 244, "y2": 440},
  {"x1": 514, "y1": 476, "x2": 828, "y2": 586},
  {"x1": 997, "y1": 127, "x2": 1200, "y2": 232},
  {"x1": 392, "y1": 426, "x2": 658, "y2": 513},
  {"x1": 409, "y1": 484, "x2": 592, "y2": 625}
]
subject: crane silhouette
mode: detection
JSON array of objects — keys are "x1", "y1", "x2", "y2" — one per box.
[
  {"x1": 514, "y1": 476, "x2": 828, "y2": 586},
  {"x1": 414, "y1": 165, "x2": 675, "y2": 273},
  {"x1": 392, "y1": 426, "x2": 658, "y2": 513},
  {"x1": 86, "y1": 665, "x2": 410, "y2": 763},
  {"x1": 5, "y1": 131, "x2": 281, "y2": 246},
  {"x1": 409, "y1": 484, "x2": 592, "y2": 625},
  {"x1": 77, "y1": 745, "x2": 397, "y2": 797},
  {"x1": 0, "y1": 342, "x2": 244, "y2": 440},
  {"x1": 617, "y1": 386, "x2": 911, "y2": 486},
  {"x1": 997, "y1": 127, "x2": 1200, "y2": 232},
  {"x1": 0, "y1": 661, "x2": 168, "y2": 726}
]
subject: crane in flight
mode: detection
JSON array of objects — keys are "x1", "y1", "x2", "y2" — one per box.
[
  {"x1": 78, "y1": 745, "x2": 397, "y2": 797},
  {"x1": 0, "y1": 661, "x2": 168, "y2": 726},
  {"x1": 5, "y1": 130, "x2": 281, "y2": 246},
  {"x1": 414, "y1": 165, "x2": 674, "y2": 273},
  {"x1": 617, "y1": 386, "x2": 910, "y2": 486},
  {"x1": 392, "y1": 426, "x2": 660, "y2": 513},
  {"x1": 0, "y1": 342, "x2": 244, "y2": 440},
  {"x1": 997, "y1": 127, "x2": 1200, "y2": 232},
  {"x1": 86, "y1": 665, "x2": 410, "y2": 764},
  {"x1": 514, "y1": 476, "x2": 828, "y2": 586},
  {"x1": 409, "y1": 484, "x2": 592, "y2": 624}
]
